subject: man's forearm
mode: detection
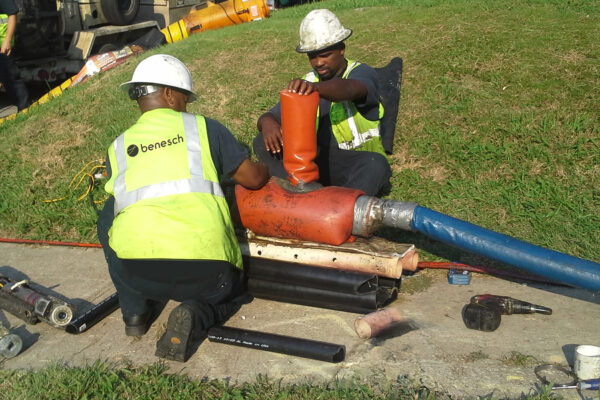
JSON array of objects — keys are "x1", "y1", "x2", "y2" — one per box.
[
  {"x1": 315, "y1": 78, "x2": 368, "y2": 103},
  {"x1": 257, "y1": 112, "x2": 279, "y2": 132},
  {"x1": 1, "y1": 15, "x2": 16, "y2": 54},
  {"x1": 6, "y1": 15, "x2": 16, "y2": 42}
]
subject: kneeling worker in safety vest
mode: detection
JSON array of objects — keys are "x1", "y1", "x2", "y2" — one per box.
[
  {"x1": 253, "y1": 9, "x2": 391, "y2": 196},
  {"x1": 97, "y1": 54, "x2": 269, "y2": 362}
]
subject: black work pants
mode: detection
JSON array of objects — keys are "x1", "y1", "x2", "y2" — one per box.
[
  {"x1": 0, "y1": 54, "x2": 29, "y2": 110},
  {"x1": 97, "y1": 197, "x2": 243, "y2": 320},
  {"x1": 253, "y1": 133, "x2": 392, "y2": 197}
]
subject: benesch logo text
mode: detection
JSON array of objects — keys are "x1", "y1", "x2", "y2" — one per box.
[{"x1": 127, "y1": 134, "x2": 185, "y2": 157}]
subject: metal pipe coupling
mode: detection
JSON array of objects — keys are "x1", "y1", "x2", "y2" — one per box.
[{"x1": 352, "y1": 196, "x2": 417, "y2": 237}]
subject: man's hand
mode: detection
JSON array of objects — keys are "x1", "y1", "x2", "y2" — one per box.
[
  {"x1": 287, "y1": 79, "x2": 318, "y2": 96},
  {"x1": 1, "y1": 39, "x2": 12, "y2": 55},
  {"x1": 258, "y1": 113, "x2": 284, "y2": 154}
]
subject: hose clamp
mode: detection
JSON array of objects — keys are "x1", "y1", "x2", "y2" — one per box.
[
  {"x1": 352, "y1": 196, "x2": 383, "y2": 237},
  {"x1": 381, "y1": 200, "x2": 417, "y2": 231}
]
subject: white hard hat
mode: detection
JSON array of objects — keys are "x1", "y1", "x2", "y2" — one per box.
[
  {"x1": 121, "y1": 54, "x2": 197, "y2": 102},
  {"x1": 296, "y1": 9, "x2": 352, "y2": 53}
]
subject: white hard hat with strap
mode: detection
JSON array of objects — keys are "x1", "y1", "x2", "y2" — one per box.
[{"x1": 121, "y1": 54, "x2": 197, "y2": 102}]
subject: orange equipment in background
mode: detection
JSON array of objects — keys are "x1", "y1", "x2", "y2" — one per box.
[
  {"x1": 280, "y1": 90, "x2": 320, "y2": 186},
  {"x1": 161, "y1": 0, "x2": 269, "y2": 44}
]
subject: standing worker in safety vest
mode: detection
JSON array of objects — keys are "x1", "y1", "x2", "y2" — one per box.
[
  {"x1": 97, "y1": 54, "x2": 269, "y2": 362},
  {"x1": 253, "y1": 9, "x2": 391, "y2": 196},
  {"x1": 0, "y1": 0, "x2": 28, "y2": 117}
]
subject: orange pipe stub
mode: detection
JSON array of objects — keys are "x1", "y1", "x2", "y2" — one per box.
[
  {"x1": 236, "y1": 179, "x2": 363, "y2": 245},
  {"x1": 280, "y1": 90, "x2": 320, "y2": 186},
  {"x1": 401, "y1": 250, "x2": 419, "y2": 272},
  {"x1": 354, "y1": 307, "x2": 403, "y2": 339}
]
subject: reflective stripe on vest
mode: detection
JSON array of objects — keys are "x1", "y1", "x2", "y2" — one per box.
[
  {"x1": 112, "y1": 112, "x2": 223, "y2": 215},
  {"x1": 304, "y1": 60, "x2": 385, "y2": 154}
]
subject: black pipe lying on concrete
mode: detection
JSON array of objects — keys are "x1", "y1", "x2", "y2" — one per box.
[
  {"x1": 248, "y1": 258, "x2": 378, "y2": 293},
  {"x1": 247, "y1": 259, "x2": 398, "y2": 313},
  {"x1": 207, "y1": 325, "x2": 346, "y2": 363},
  {"x1": 66, "y1": 292, "x2": 120, "y2": 334},
  {"x1": 248, "y1": 278, "x2": 385, "y2": 314}
]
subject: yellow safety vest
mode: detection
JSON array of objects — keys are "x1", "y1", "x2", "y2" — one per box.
[
  {"x1": 0, "y1": 14, "x2": 14, "y2": 46},
  {"x1": 304, "y1": 60, "x2": 386, "y2": 157},
  {"x1": 105, "y1": 108, "x2": 242, "y2": 268}
]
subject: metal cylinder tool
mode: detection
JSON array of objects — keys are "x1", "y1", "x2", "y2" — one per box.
[
  {"x1": 0, "y1": 325, "x2": 22, "y2": 358},
  {"x1": 0, "y1": 275, "x2": 74, "y2": 328}
]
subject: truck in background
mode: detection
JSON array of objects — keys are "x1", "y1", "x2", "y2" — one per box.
[{"x1": 13, "y1": 0, "x2": 208, "y2": 84}]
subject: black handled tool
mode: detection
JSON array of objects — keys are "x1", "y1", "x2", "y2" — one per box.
[{"x1": 470, "y1": 294, "x2": 552, "y2": 315}]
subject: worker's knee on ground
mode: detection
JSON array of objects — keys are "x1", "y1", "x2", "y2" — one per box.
[
  {"x1": 349, "y1": 152, "x2": 391, "y2": 196},
  {"x1": 373, "y1": 153, "x2": 392, "y2": 196},
  {"x1": 368, "y1": 152, "x2": 391, "y2": 176}
]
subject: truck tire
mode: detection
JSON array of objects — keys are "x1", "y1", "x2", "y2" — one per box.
[
  {"x1": 95, "y1": 43, "x2": 119, "y2": 55},
  {"x1": 100, "y1": 0, "x2": 140, "y2": 25}
]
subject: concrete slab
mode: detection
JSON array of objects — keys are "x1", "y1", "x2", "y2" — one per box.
[{"x1": 1, "y1": 242, "x2": 599, "y2": 399}]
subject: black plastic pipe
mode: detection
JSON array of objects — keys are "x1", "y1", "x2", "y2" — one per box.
[
  {"x1": 247, "y1": 278, "x2": 396, "y2": 314},
  {"x1": 247, "y1": 258, "x2": 378, "y2": 294},
  {"x1": 207, "y1": 325, "x2": 346, "y2": 363},
  {"x1": 66, "y1": 292, "x2": 120, "y2": 334}
]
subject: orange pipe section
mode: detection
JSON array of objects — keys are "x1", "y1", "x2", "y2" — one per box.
[
  {"x1": 354, "y1": 307, "x2": 403, "y2": 339},
  {"x1": 236, "y1": 179, "x2": 363, "y2": 245},
  {"x1": 161, "y1": 0, "x2": 270, "y2": 44},
  {"x1": 280, "y1": 90, "x2": 320, "y2": 186}
]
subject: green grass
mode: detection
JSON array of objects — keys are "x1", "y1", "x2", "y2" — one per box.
[
  {"x1": 501, "y1": 351, "x2": 539, "y2": 367},
  {"x1": 0, "y1": 361, "x2": 564, "y2": 400},
  {"x1": 1, "y1": 0, "x2": 598, "y2": 265},
  {"x1": 2, "y1": 0, "x2": 598, "y2": 265},
  {"x1": 0, "y1": 0, "x2": 598, "y2": 396},
  {"x1": 0, "y1": 362, "x2": 443, "y2": 400}
]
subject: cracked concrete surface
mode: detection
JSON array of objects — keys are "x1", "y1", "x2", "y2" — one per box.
[{"x1": 1, "y1": 242, "x2": 599, "y2": 399}]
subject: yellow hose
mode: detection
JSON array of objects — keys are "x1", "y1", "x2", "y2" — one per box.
[
  {"x1": 161, "y1": 0, "x2": 269, "y2": 44},
  {"x1": 0, "y1": 0, "x2": 269, "y2": 124}
]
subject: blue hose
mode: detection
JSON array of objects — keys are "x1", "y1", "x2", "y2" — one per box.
[{"x1": 411, "y1": 206, "x2": 600, "y2": 291}]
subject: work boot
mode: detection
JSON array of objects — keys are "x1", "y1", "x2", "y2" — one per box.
[
  {"x1": 155, "y1": 301, "x2": 215, "y2": 362},
  {"x1": 123, "y1": 300, "x2": 163, "y2": 337}
]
